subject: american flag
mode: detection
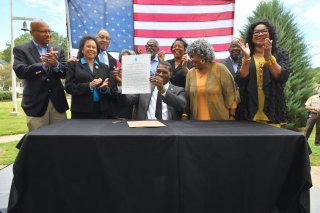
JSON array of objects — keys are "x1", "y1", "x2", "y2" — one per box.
[{"x1": 66, "y1": 0, "x2": 235, "y2": 59}]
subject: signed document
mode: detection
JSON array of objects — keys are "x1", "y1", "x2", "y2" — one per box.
[
  {"x1": 127, "y1": 120, "x2": 166, "y2": 128},
  {"x1": 121, "y1": 54, "x2": 151, "y2": 94}
]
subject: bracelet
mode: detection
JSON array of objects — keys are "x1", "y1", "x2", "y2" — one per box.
[
  {"x1": 182, "y1": 113, "x2": 188, "y2": 117},
  {"x1": 229, "y1": 113, "x2": 236, "y2": 117},
  {"x1": 264, "y1": 54, "x2": 272, "y2": 61},
  {"x1": 265, "y1": 56, "x2": 276, "y2": 66},
  {"x1": 242, "y1": 57, "x2": 251, "y2": 65}
]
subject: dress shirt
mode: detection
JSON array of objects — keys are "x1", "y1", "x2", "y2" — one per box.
[
  {"x1": 147, "y1": 82, "x2": 169, "y2": 120},
  {"x1": 99, "y1": 50, "x2": 110, "y2": 66},
  {"x1": 230, "y1": 57, "x2": 239, "y2": 73},
  {"x1": 150, "y1": 54, "x2": 159, "y2": 76}
]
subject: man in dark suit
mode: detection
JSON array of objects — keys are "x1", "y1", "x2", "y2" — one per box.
[
  {"x1": 13, "y1": 20, "x2": 68, "y2": 131},
  {"x1": 95, "y1": 29, "x2": 117, "y2": 70},
  {"x1": 219, "y1": 40, "x2": 241, "y2": 77},
  {"x1": 116, "y1": 61, "x2": 186, "y2": 120}
]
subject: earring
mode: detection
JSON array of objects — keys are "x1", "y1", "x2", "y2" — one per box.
[{"x1": 200, "y1": 59, "x2": 205, "y2": 64}]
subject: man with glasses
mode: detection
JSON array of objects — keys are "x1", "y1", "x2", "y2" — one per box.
[
  {"x1": 13, "y1": 20, "x2": 68, "y2": 131},
  {"x1": 96, "y1": 29, "x2": 117, "y2": 70},
  {"x1": 135, "y1": 39, "x2": 165, "y2": 76}
]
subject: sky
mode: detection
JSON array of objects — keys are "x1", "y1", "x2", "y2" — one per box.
[{"x1": 0, "y1": 0, "x2": 319, "y2": 67}]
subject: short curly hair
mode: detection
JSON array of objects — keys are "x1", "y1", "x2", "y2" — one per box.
[
  {"x1": 186, "y1": 39, "x2": 215, "y2": 62},
  {"x1": 246, "y1": 19, "x2": 278, "y2": 55}
]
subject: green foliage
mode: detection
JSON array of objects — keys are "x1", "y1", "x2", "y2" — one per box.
[
  {"x1": 312, "y1": 67, "x2": 320, "y2": 84},
  {"x1": 0, "y1": 91, "x2": 19, "y2": 101},
  {"x1": 0, "y1": 64, "x2": 22, "y2": 91},
  {"x1": 240, "y1": 0, "x2": 314, "y2": 129},
  {"x1": 0, "y1": 32, "x2": 68, "y2": 63}
]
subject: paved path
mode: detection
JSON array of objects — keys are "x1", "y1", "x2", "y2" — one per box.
[{"x1": 0, "y1": 134, "x2": 24, "y2": 144}]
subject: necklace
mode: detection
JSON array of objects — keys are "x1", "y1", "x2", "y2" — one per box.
[{"x1": 253, "y1": 54, "x2": 265, "y2": 90}]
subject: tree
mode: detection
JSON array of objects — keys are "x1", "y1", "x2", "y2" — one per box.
[
  {"x1": 0, "y1": 64, "x2": 15, "y2": 90},
  {"x1": 239, "y1": 0, "x2": 315, "y2": 130},
  {"x1": 312, "y1": 67, "x2": 320, "y2": 84},
  {"x1": 0, "y1": 32, "x2": 68, "y2": 63}
]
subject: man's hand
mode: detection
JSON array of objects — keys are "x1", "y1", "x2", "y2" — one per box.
[
  {"x1": 41, "y1": 47, "x2": 59, "y2": 67},
  {"x1": 150, "y1": 76, "x2": 165, "y2": 93}
]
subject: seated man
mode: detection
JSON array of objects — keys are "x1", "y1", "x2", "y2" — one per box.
[{"x1": 116, "y1": 61, "x2": 186, "y2": 120}]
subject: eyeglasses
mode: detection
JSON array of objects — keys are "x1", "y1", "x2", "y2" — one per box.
[
  {"x1": 96, "y1": 36, "x2": 111, "y2": 41},
  {"x1": 145, "y1": 44, "x2": 158, "y2": 49},
  {"x1": 253, "y1": 29, "x2": 269, "y2": 36},
  {"x1": 35, "y1": 30, "x2": 53, "y2": 34}
]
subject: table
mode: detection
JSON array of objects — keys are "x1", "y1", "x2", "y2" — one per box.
[{"x1": 8, "y1": 120, "x2": 312, "y2": 213}]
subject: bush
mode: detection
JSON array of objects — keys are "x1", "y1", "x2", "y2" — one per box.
[{"x1": 0, "y1": 91, "x2": 19, "y2": 101}]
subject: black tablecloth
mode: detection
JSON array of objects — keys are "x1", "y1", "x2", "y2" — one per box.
[{"x1": 8, "y1": 120, "x2": 312, "y2": 213}]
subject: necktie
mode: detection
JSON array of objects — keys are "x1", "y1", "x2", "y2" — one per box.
[
  {"x1": 155, "y1": 91, "x2": 162, "y2": 120},
  {"x1": 99, "y1": 51, "x2": 106, "y2": 64}
]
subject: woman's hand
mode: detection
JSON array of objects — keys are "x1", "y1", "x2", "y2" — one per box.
[
  {"x1": 235, "y1": 38, "x2": 250, "y2": 58},
  {"x1": 263, "y1": 38, "x2": 273, "y2": 57},
  {"x1": 182, "y1": 55, "x2": 188, "y2": 67},
  {"x1": 157, "y1": 50, "x2": 165, "y2": 62},
  {"x1": 100, "y1": 78, "x2": 109, "y2": 90},
  {"x1": 90, "y1": 78, "x2": 103, "y2": 89}
]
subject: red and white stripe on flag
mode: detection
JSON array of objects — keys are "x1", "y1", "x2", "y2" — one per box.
[{"x1": 133, "y1": 0, "x2": 235, "y2": 60}]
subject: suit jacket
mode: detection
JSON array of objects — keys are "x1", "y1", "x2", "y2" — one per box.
[
  {"x1": 126, "y1": 83, "x2": 186, "y2": 120},
  {"x1": 13, "y1": 41, "x2": 68, "y2": 117},
  {"x1": 107, "y1": 52, "x2": 117, "y2": 71},
  {"x1": 219, "y1": 57, "x2": 237, "y2": 77},
  {"x1": 65, "y1": 60, "x2": 117, "y2": 115}
]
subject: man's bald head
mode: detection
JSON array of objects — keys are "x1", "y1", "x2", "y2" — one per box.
[
  {"x1": 29, "y1": 20, "x2": 52, "y2": 47},
  {"x1": 96, "y1": 28, "x2": 111, "y2": 51}
]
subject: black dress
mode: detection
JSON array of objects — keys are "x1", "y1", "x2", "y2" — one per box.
[{"x1": 167, "y1": 59, "x2": 193, "y2": 88}]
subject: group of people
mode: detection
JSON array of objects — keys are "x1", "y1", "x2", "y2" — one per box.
[{"x1": 18, "y1": 18, "x2": 320, "y2": 144}]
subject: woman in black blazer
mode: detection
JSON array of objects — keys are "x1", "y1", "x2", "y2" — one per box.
[{"x1": 65, "y1": 36, "x2": 117, "y2": 119}]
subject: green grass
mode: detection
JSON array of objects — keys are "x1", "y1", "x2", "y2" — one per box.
[
  {"x1": 0, "y1": 101, "x2": 28, "y2": 136},
  {"x1": 0, "y1": 140, "x2": 19, "y2": 165},
  {"x1": 307, "y1": 129, "x2": 320, "y2": 166},
  {"x1": 0, "y1": 100, "x2": 71, "y2": 136}
]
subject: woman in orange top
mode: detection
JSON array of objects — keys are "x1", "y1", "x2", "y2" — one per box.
[{"x1": 185, "y1": 39, "x2": 238, "y2": 120}]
